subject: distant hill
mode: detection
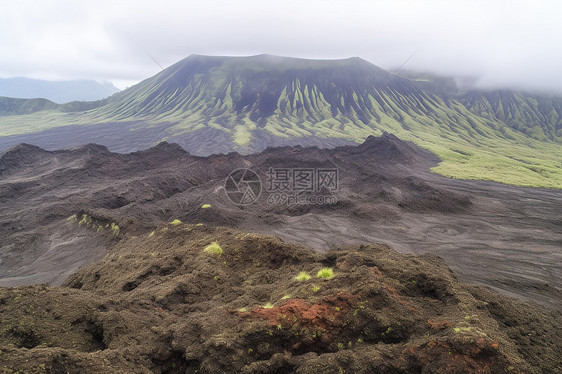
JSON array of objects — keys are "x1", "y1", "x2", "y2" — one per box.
[
  {"x1": 0, "y1": 77, "x2": 119, "y2": 103},
  {"x1": 0, "y1": 54, "x2": 560, "y2": 187}
]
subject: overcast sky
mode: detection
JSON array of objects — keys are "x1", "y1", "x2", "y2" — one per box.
[{"x1": 1, "y1": 0, "x2": 561, "y2": 92}]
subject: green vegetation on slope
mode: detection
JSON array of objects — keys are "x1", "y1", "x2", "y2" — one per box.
[{"x1": 0, "y1": 55, "x2": 560, "y2": 188}]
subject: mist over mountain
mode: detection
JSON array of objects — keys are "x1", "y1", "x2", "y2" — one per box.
[
  {"x1": 0, "y1": 77, "x2": 119, "y2": 104},
  {"x1": 82, "y1": 54, "x2": 562, "y2": 143},
  {"x1": 0, "y1": 54, "x2": 560, "y2": 188}
]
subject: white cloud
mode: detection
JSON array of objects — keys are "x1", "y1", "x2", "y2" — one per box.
[{"x1": 1, "y1": 0, "x2": 561, "y2": 92}]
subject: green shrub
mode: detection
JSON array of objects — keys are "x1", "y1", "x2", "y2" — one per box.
[
  {"x1": 316, "y1": 267, "x2": 334, "y2": 279},
  {"x1": 170, "y1": 219, "x2": 182, "y2": 225},
  {"x1": 453, "y1": 327, "x2": 472, "y2": 333},
  {"x1": 295, "y1": 271, "x2": 311, "y2": 281},
  {"x1": 78, "y1": 214, "x2": 90, "y2": 226},
  {"x1": 204, "y1": 242, "x2": 223, "y2": 257},
  {"x1": 201, "y1": 204, "x2": 211, "y2": 209},
  {"x1": 110, "y1": 222, "x2": 120, "y2": 236}
]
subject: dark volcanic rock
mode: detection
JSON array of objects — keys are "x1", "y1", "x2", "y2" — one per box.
[
  {"x1": 0, "y1": 226, "x2": 559, "y2": 373},
  {"x1": 0, "y1": 135, "x2": 560, "y2": 312},
  {"x1": 0, "y1": 143, "x2": 51, "y2": 174}
]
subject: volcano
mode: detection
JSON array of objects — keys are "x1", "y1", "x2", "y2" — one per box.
[{"x1": 0, "y1": 54, "x2": 561, "y2": 188}]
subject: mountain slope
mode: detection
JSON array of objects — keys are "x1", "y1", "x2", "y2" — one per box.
[
  {"x1": 460, "y1": 90, "x2": 562, "y2": 140},
  {"x1": 96, "y1": 55, "x2": 427, "y2": 127},
  {"x1": 0, "y1": 54, "x2": 560, "y2": 187},
  {"x1": 405, "y1": 71, "x2": 562, "y2": 141}
]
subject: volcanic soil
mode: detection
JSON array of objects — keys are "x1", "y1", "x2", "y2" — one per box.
[
  {"x1": 0, "y1": 134, "x2": 560, "y2": 309},
  {"x1": 0, "y1": 225, "x2": 560, "y2": 373},
  {"x1": 0, "y1": 134, "x2": 561, "y2": 372}
]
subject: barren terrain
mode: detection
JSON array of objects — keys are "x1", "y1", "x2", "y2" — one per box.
[
  {"x1": 0, "y1": 134, "x2": 560, "y2": 309},
  {"x1": 0, "y1": 134, "x2": 561, "y2": 372},
  {"x1": 0, "y1": 226, "x2": 560, "y2": 373}
]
